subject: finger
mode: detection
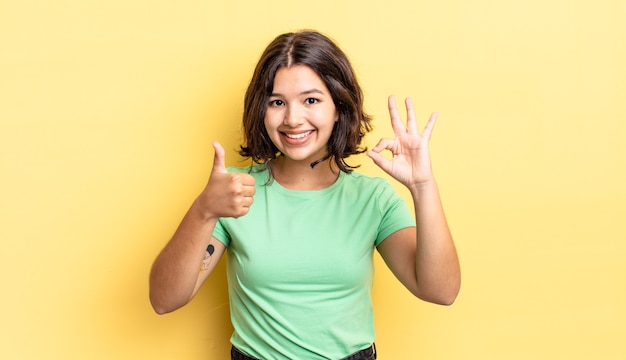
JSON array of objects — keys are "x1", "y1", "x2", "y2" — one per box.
[
  {"x1": 368, "y1": 138, "x2": 396, "y2": 174},
  {"x1": 211, "y1": 142, "x2": 227, "y2": 174},
  {"x1": 367, "y1": 150, "x2": 392, "y2": 174},
  {"x1": 239, "y1": 173, "x2": 256, "y2": 186},
  {"x1": 405, "y1": 97, "x2": 418, "y2": 134},
  {"x1": 241, "y1": 183, "x2": 256, "y2": 197},
  {"x1": 388, "y1": 95, "x2": 406, "y2": 136},
  {"x1": 421, "y1": 112, "x2": 438, "y2": 141},
  {"x1": 235, "y1": 193, "x2": 254, "y2": 208},
  {"x1": 243, "y1": 196, "x2": 254, "y2": 208},
  {"x1": 370, "y1": 138, "x2": 395, "y2": 153},
  {"x1": 233, "y1": 174, "x2": 256, "y2": 198}
]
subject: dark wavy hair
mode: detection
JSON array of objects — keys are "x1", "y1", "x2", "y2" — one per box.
[{"x1": 239, "y1": 30, "x2": 372, "y2": 175}]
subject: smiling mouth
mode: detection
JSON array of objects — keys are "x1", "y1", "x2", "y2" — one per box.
[{"x1": 282, "y1": 130, "x2": 313, "y2": 139}]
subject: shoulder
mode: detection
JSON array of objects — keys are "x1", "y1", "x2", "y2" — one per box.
[
  {"x1": 340, "y1": 171, "x2": 402, "y2": 206},
  {"x1": 342, "y1": 171, "x2": 393, "y2": 190},
  {"x1": 342, "y1": 171, "x2": 407, "y2": 208}
]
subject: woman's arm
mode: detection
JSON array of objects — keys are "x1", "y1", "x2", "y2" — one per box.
[
  {"x1": 149, "y1": 207, "x2": 227, "y2": 314},
  {"x1": 149, "y1": 142, "x2": 255, "y2": 314},
  {"x1": 368, "y1": 96, "x2": 460, "y2": 305},
  {"x1": 376, "y1": 181, "x2": 460, "y2": 304}
]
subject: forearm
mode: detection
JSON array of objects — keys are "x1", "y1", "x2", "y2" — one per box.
[
  {"x1": 409, "y1": 180, "x2": 461, "y2": 305},
  {"x1": 149, "y1": 200, "x2": 217, "y2": 314}
]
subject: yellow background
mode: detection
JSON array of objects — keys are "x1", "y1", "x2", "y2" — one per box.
[{"x1": 1, "y1": 0, "x2": 625, "y2": 359}]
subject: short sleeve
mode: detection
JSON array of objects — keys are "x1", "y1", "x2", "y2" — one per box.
[
  {"x1": 375, "y1": 182, "x2": 415, "y2": 246},
  {"x1": 212, "y1": 218, "x2": 231, "y2": 246}
]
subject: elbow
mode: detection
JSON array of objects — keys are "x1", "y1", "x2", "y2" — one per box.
[
  {"x1": 151, "y1": 302, "x2": 172, "y2": 315},
  {"x1": 150, "y1": 297, "x2": 184, "y2": 315},
  {"x1": 436, "y1": 280, "x2": 461, "y2": 306},
  {"x1": 416, "y1": 290, "x2": 459, "y2": 306},
  {"x1": 149, "y1": 282, "x2": 172, "y2": 314},
  {"x1": 153, "y1": 307, "x2": 168, "y2": 315},
  {"x1": 430, "y1": 270, "x2": 462, "y2": 306},
  {"x1": 150, "y1": 296, "x2": 175, "y2": 315},
  {"x1": 413, "y1": 279, "x2": 461, "y2": 306},
  {"x1": 149, "y1": 289, "x2": 187, "y2": 315},
  {"x1": 436, "y1": 281, "x2": 461, "y2": 306},
  {"x1": 149, "y1": 273, "x2": 192, "y2": 315},
  {"x1": 434, "y1": 290, "x2": 459, "y2": 306}
]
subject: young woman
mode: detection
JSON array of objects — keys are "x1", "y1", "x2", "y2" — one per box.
[{"x1": 149, "y1": 30, "x2": 460, "y2": 360}]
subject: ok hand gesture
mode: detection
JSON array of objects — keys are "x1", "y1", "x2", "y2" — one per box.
[{"x1": 367, "y1": 96, "x2": 438, "y2": 190}]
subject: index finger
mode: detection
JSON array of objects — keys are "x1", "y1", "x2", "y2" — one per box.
[{"x1": 238, "y1": 173, "x2": 256, "y2": 187}]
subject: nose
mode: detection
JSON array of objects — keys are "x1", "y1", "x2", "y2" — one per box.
[{"x1": 283, "y1": 104, "x2": 304, "y2": 127}]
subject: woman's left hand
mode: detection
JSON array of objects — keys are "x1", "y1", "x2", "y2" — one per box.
[{"x1": 367, "y1": 95, "x2": 437, "y2": 189}]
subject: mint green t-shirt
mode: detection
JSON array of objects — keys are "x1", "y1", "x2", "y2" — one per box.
[{"x1": 212, "y1": 165, "x2": 415, "y2": 359}]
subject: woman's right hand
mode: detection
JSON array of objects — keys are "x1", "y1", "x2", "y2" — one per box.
[{"x1": 195, "y1": 141, "x2": 256, "y2": 220}]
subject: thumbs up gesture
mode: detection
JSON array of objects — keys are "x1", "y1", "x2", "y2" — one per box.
[{"x1": 195, "y1": 142, "x2": 256, "y2": 220}]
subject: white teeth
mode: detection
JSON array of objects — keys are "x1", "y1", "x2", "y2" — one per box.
[{"x1": 284, "y1": 131, "x2": 312, "y2": 139}]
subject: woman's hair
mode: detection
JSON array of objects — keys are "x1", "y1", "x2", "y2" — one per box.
[{"x1": 239, "y1": 30, "x2": 372, "y2": 174}]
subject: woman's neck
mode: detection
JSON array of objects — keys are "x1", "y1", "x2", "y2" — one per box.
[{"x1": 271, "y1": 156, "x2": 340, "y2": 190}]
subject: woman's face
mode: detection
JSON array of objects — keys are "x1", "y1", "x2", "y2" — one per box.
[{"x1": 264, "y1": 65, "x2": 338, "y2": 165}]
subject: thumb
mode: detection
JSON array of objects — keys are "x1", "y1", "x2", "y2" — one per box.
[{"x1": 211, "y1": 142, "x2": 227, "y2": 174}]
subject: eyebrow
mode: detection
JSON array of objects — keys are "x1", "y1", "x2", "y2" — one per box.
[{"x1": 269, "y1": 88, "x2": 326, "y2": 97}]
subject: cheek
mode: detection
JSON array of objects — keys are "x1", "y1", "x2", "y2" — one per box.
[
  {"x1": 263, "y1": 113, "x2": 276, "y2": 132},
  {"x1": 263, "y1": 113, "x2": 283, "y2": 144},
  {"x1": 327, "y1": 105, "x2": 339, "y2": 123},
  {"x1": 328, "y1": 115, "x2": 342, "y2": 140},
  {"x1": 264, "y1": 107, "x2": 284, "y2": 124},
  {"x1": 325, "y1": 109, "x2": 340, "y2": 129},
  {"x1": 263, "y1": 116, "x2": 270, "y2": 131}
]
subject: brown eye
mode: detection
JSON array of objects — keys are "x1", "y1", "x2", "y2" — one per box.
[{"x1": 305, "y1": 98, "x2": 318, "y2": 105}]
